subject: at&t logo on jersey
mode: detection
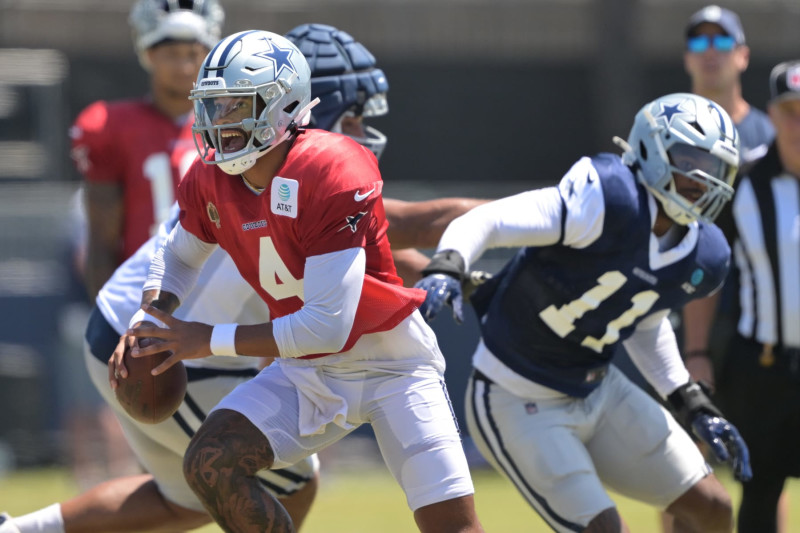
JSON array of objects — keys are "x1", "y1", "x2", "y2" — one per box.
[{"x1": 271, "y1": 177, "x2": 298, "y2": 218}]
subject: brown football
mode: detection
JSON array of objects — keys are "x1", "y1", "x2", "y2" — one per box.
[{"x1": 114, "y1": 338, "x2": 187, "y2": 424}]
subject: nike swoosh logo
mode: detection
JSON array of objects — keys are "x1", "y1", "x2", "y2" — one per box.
[{"x1": 354, "y1": 187, "x2": 376, "y2": 202}]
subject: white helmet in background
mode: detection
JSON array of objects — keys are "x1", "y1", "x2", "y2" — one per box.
[
  {"x1": 129, "y1": 0, "x2": 224, "y2": 70},
  {"x1": 190, "y1": 30, "x2": 316, "y2": 175},
  {"x1": 617, "y1": 92, "x2": 739, "y2": 225}
]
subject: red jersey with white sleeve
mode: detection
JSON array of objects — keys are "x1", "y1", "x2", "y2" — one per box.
[
  {"x1": 70, "y1": 98, "x2": 198, "y2": 262},
  {"x1": 177, "y1": 128, "x2": 425, "y2": 358}
]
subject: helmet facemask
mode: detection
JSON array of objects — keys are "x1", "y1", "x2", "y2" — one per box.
[
  {"x1": 194, "y1": 80, "x2": 294, "y2": 174},
  {"x1": 660, "y1": 143, "x2": 736, "y2": 224},
  {"x1": 330, "y1": 93, "x2": 389, "y2": 160}
]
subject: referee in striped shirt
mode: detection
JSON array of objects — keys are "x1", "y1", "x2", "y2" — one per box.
[{"x1": 715, "y1": 60, "x2": 800, "y2": 533}]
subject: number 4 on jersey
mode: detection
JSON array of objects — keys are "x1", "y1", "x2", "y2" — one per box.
[{"x1": 259, "y1": 236, "x2": 304, "y2": 301}]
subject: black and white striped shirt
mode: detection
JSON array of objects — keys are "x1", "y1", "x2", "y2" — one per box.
[{"x1": 732, "y1": 144, "x2": 800, "y2": 348}]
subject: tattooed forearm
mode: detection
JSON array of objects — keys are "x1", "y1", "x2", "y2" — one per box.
[{"x1": 183, "y1": 410, "x2": 295, "y2": 533}]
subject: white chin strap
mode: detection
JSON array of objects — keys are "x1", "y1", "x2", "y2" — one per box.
[{"x1": 216, "y1": 148, "x2": 261, "y2": 175}]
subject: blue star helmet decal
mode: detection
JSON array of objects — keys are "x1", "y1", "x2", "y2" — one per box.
[
  {"x1": 253, "y1": 39, "x2": 297, "y2": 77},
  {"x1": 657, "y1": 99, "x2": 691, "y2": 127}
]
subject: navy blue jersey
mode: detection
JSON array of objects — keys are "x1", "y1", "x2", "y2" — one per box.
[{"x1": 470, "y1": 154, "x2": 730, "y2": 397}]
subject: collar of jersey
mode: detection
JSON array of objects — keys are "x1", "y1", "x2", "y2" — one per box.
[{"x1": 647, "y1": 192, "x2": 699, "y2": 270}]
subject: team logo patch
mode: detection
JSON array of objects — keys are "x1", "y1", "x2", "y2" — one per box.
[
  {"x1": 207, "y1": 202, "x2": 221, "y2": 228},
  {"x1": 524, "y1": 402, "x2": 538, "y2": 415},
  {"x1": 690, "y1": 268, "x2": 704, "y2": 285},
  {"x1": 271, "y1": 177, "x2": 298, "y2": 218},
  {"x1": 338, "y1": 212, "x2": 367, "y2": 233},
  {"x1": 253, "y1": 41, "x2": 297, "y2": 77}
]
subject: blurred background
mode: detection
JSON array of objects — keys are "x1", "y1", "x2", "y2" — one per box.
[{"x1": 0, "y1": 0, "x2": 799, "y2": 484}]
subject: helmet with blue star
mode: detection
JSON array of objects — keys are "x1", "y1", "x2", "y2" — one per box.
[
  {"x1": 190, "y1": 30, "x2": 317, "y2": 175},
  {"x1": 286, "y1": 23, "x2": 389, "y2": 160},
  {"x1": 615, "y1": 92, "x2": 739, "y2": 225}
]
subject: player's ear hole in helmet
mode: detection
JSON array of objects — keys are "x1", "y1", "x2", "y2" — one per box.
[
  {"x1": 613, "y1": 92, "x2": 739, "y2": 226},
  {"x1": 190, "y1": 30, "x2": 319, "y2": 176}
]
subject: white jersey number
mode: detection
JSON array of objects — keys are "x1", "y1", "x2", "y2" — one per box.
[
  {"x1": 143, "y1": 151, "x2": 197, "y2": 236},
  {"x1": 259, "y1": 236, "x2": 304, "y2": 301},
  {"x1": 539, "y1": 271, "x2": 659, "y2": 353}
]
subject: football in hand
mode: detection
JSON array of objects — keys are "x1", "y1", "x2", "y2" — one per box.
[{"x1": 114, "y1": 338, "x2": 187, "y2": 424}]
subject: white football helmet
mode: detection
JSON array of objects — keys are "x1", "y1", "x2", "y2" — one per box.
[
  {"x1": 129, "y1": 0, "x2": 224, "y2": 69},
  {"x1": 190, "y1": 30, "x2": 317, "y2": 175},
  {"x1": 615, "y1": 93, "x2": 739, "y2": 225}
]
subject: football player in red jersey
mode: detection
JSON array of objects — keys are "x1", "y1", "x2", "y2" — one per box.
[
  {"x1": 70, "y1": 0, "x2": 223, "y2": 299},
  {"x1": 113, "y1": 30, "x2": 484, "y2": 533}
]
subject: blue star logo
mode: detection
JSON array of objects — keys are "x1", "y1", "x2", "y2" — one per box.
[
  {"x1": 254, "y1": 41, "x2": 297, "y2": 77},
  {"x1": 658, "y1": 101, "x2": 688, "y2": 127}
]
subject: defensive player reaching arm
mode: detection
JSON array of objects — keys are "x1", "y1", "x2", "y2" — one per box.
[
  {"x1": 415, "y1": 93, "x2": 750, "y2": 533},
  {"x1": 113, "y1": 30, "x2": 483, "y2": 533}
]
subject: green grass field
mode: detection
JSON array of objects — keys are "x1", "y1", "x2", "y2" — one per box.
[{"x1": 2, "y1": 461, "x2": 798, "y2": 532}]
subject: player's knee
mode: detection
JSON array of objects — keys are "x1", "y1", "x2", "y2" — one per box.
[
  {"x1": 695, "y1": 493, "x2": 733, "y2": 532},
  {"x1": 669, "y1": 476, "x2": 733, "y2": 533},
  {"x1": 583, "y1": 507, "x2": 623, "y2": 533}
]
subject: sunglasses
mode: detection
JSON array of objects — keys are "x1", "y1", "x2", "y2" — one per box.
[{"x1": 687, "y1": 34, "x2": 737, "y2": 53}]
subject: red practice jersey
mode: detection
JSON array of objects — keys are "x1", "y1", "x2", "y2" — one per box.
[
  {"x1": 70, "y1": 98, "x2": 199, "y2": 262},
  {"x1": 178, "y1": 129, "x2": 425, "y2": 358}
]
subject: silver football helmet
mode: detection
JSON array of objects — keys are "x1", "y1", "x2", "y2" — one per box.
[
  {"x1": 615, "y1": 93, "x2": 739, "y2": 225},
  {"x1": 190, "y1": 30, "x2": 317, "y2": 175},
  {"x1": 129, "y1": 0, "x2": 224, "y2": 69}
]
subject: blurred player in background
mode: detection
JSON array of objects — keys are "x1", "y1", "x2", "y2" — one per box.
[
  {"x1": 416, "y1": 93, "x2": 751, "y2": 532},
  {"x1": 117, "y1": 29, "x2": 484, "y2": 532},
  {"x1": 59, "y1": 0, "x2": 224, "y2": 493},
  {"x1": 71, "y1": 0, "x2": 224, "y2": 299}
]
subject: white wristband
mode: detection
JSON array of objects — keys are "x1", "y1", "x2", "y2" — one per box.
[
  {"x1": 128, "y1": 308, "x2": 167, "y2": 330},
  {"x1": 210, "y1": 323, "x2": 238, "y2": 356}
]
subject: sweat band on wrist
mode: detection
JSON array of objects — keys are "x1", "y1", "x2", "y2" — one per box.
[
  {"x1": 210, "y1": 323, "x2": 238, "y2": 357},
  {"x1": 128, "y1": 308, "x2": 167, "y2": 330}
]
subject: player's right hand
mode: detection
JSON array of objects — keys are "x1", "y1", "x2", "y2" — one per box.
[
  {"x1": 691, "y1": 413, "x2": 752, "y2": 482},
  {"x1": 415, "y1": 273, "x2": 464, "y2": 324}
]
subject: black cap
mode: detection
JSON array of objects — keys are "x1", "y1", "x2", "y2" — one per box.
[
  {"x1": 686, "y1": 5, "x2": 745, "y2": 45},
  {"x1": 769, "y1": 61, "x2": 800, "y2": 104}
]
